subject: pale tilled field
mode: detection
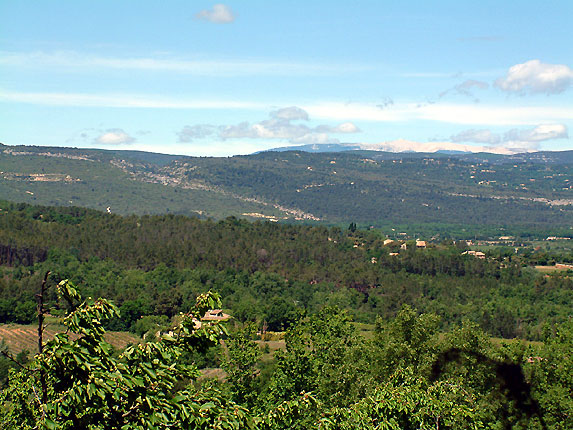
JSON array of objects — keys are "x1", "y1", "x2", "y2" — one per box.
[{"x1": 0, "y1": 324, "x2": 139, "y2": 354}]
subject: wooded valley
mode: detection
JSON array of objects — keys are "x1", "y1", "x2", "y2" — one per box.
[{"x1": 0, "y1": 201, "x2": 571, "y2": 428}]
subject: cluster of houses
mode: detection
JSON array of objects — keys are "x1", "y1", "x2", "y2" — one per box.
[
  {"x1": 381, "y1": 238, "x2": 427, "y2": 256},
  {"x1": 383, "y1": 238, "x2": 427, "y2": 249},
  {"x1": 380, "y1": 238, "x2": 490, "y2": 260},
  {"x1": 461, "y1": 250, "x2": 486, "y2": 259}
]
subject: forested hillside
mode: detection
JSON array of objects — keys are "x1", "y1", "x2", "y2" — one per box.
[
  {"x1": 1, "y1": 144, "x2": 571, "y2": 236},
  {"x1": 1, "y1": 201, "x2": 572, "y2": 341},
  {"x1": 0, "y1": 202, "x2": 572, "y2": 428}
]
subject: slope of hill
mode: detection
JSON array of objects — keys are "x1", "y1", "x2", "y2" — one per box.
[
  {"x1": 0, "y1": 201, "x2": 572, "y2": 342},
  {"x1": 1, "y1": 143, "x2": 571, "y2": 234},
  {"x1": 0, "y1": 144, "x2": 283, "y2": 220}
]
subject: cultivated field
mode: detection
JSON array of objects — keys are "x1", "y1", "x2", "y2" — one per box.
[
  {"x1": 0, "y1": 323, "x2": 139, "y2": 354},
  {"x1": 535, "y1": 265, "x2": 573, "y2": 273}
]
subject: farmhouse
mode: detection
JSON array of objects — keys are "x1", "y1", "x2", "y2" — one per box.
[
  {"x1": 202, "y1": 309, "x2": 231, "y2": 321},
  {"x1": 190, "y1": 310, "x2": 232, "y2": 330}
]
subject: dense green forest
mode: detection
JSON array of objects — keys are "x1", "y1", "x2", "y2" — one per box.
[
  {"x1": 1, "y1": 279, "x2": 572, "y2": 428},
  {"x1": 1, "y1": 144, "x2": 572, "y2": 237},
  {"x1": 1, "y1": 201, "x2": 572, "y2": 340},
  {"x1": 0, "y1": 201, "x2": 572, "y2": 428}
]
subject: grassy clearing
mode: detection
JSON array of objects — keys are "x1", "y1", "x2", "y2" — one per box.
[
  {"x1": 256, "y1": 339, "x2": 286, "y2": 361},
  {"x1": 199, "y1": 368, "x2": 226, "y2": 381},
  {"x1": 352, "y1": 322, "x2": 376, "y2": 340},
  {"x1": 529, "y1": 239, "x2": 573, "y2": 252},
  {"x1": 534, "y1": 265, "x2": 572, "y2": 273}
]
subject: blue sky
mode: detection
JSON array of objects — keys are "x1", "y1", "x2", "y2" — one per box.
[{"x1": 1, "y1": 0, "x2": 572, "y2": 156}]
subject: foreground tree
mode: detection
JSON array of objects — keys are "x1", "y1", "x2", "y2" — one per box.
[
  {"x1": 1, "y1": 276, "x2": 570, "y2": 429},
  {"x1": 0, "y1": 279, "x2": 252, "y2": 429}
]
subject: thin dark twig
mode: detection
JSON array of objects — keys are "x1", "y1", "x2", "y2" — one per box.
[
  {"x1": 36, "y1": 271, "x2": 51, "y2": 405},
  {"x1": 37, "y1": 271, "x2": 51, "y2": 355},
  {"x1": 0, "y1": 350, "x2": 34, "y2": 372}
]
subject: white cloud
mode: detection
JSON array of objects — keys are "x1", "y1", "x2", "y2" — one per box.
[
  {"x1": 94, "y1": 129, "x2": 135, "y2": 145},
  {"x1": 504, "y1": 123, "x2": 568, "y2": 143},
  {"x1": 195, "y1": 4, "x2": 235, "y2": 23},
  {"x1": 495, "y1": 60, "x2": 573, "y2": 94},
  {"x1": 219, "y1": 118, "x2": 313, "y2": 141},
  {"x1": 332, "y1": 122, "x2": 360, "y2": 133},
  {"x1": 180, "y1": 107, "x2": 359, "y2": 144}
]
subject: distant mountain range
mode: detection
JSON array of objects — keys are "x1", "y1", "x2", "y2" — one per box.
[
  {"x1": 262, "y1": 139, "x2": 545, "y2": 156},
  {"x1": 261, "y1": 143, "x2": 362, "y2": 153},
  {"x1": 264, "y1": 142, "x2": 573, "y2": 164},
  {"x1": 1, "y1": 142, "x2": 571, "y2": 235}
]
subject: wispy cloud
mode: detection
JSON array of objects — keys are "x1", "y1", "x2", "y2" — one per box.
[
  {"x1": 0, "y1": 51, "x2": 365, "y2": 76},
  {"x1": 195, "y1": 4, "x2": 236, "y2": 24},
  {"x1": 376, "y1": 97, "x2": 394, "y2": 110},
  {"x1": 439, "y1": 79, "x2": 489, "y2": 102},
  {"x1": 2, "y1": 90, "x2": 572, "y2": 130}
]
